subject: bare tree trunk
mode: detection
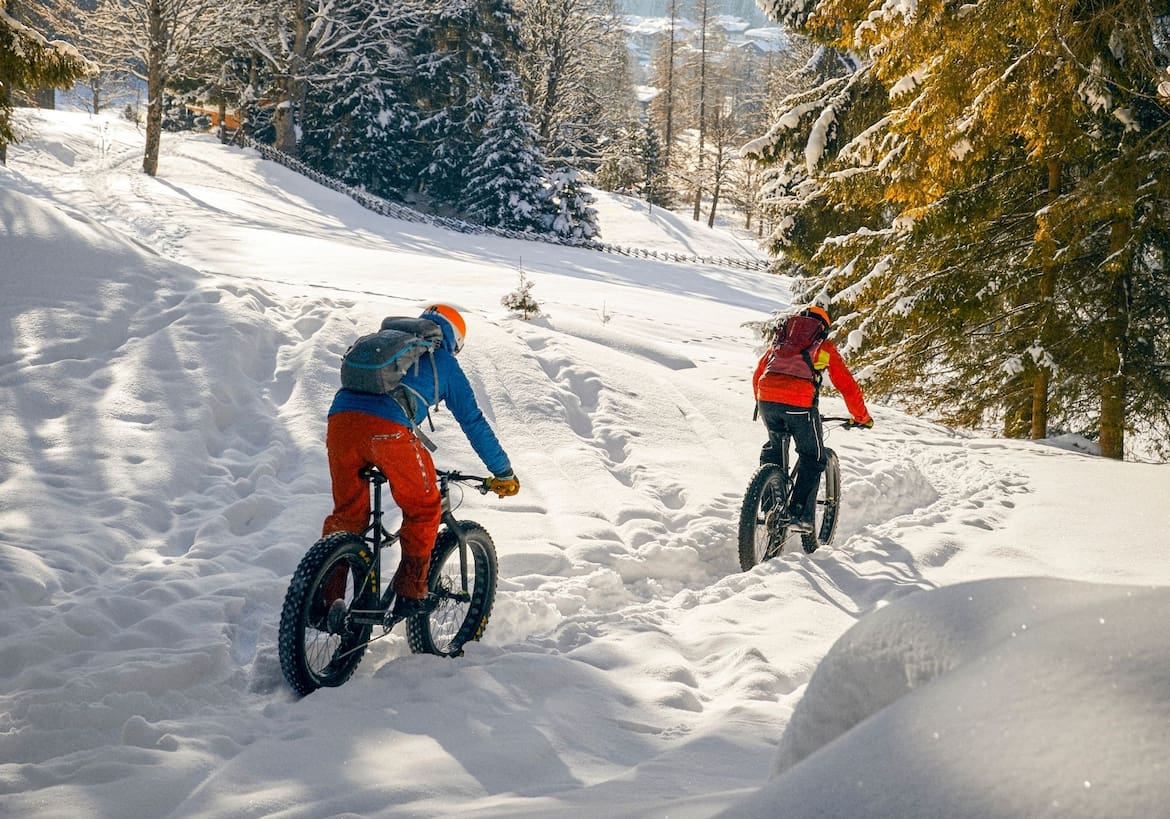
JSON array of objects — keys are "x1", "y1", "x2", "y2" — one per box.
[
  {"x1": 707, "y1": 176, "x2": 721, "y2": 227},
  {"x1": 0, "y1": 83, "x2": 8, "y2": 165},
  {"x1": 691, "y1": 0, "x2": 708, "y2": 222},
  {"x1": 707, "y1": 132, "x2": 724, "y2": 228},
  {"x1": 663, "y1": 0, "x2": 677, "y2": 171},
  {"x1": 142, "y1": 0, "x2": 164, "y2": 176},
  {"x1": 1029, "y1": 357, "x2": 1050, "y2": 438},
  {"x1": 274, "y1": 0, "x2": 312, "y2": 156},
  {"x1": 1030, "y1": 159, "x2": 1062, "y2": 440},
  {"x1": 535, "y1": 0, "x2": 569, "y2": 146},
  {"x1": 1099, "y1": 220, "x2": 1129, "y2": 460},
  {"x1": 90, "y1": 77, "x2": 102, "y2": 115}
]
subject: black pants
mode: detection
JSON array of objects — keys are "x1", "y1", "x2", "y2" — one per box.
[{"x1": 758, "y1": 401, "x2": 825, "y2": 519}]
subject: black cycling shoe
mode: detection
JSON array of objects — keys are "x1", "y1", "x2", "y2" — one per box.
[
  {"x1": 392, "y1": 593, "x2": 439, "y2": 620},
  {"x1": 786, "y1": 505, "x2": 814, "y2": 533}
]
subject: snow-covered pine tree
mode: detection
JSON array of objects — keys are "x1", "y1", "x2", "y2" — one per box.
[
  {"x1": 462, "y1": 73, "x2": 550, "y2": 231},
  {"x1": 540, "y1": 166, "x2": 599, "y2": 240},
  {"x1": 501, "y1": 266, "x2": 542, "y2": 318},
  {"x1": 749, "y1": 0, "x2": 1170, "y2": 458},
  {"x1": 638, "y1": 122, "x2": 672, "y2": 208},
  {"x1": 412, "y1": 0, "x2": 524, "y2": 206},
  {"x1": 230, "y1": 0, "x2": 383, "y2": 158},
  {"x1": 0, "y1": 2, "x2": 90, "y2": 162},
  {"x1": 594, "y1": 120, "x2": 643, "y2": 194},
  {"x1": 298, "y1": 0, "x2": 423, "y2": 198}
]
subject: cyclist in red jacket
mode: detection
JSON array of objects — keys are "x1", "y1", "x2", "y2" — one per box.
[{"x1": 752, "y1": 305, "x2": 873, "y2": 532}]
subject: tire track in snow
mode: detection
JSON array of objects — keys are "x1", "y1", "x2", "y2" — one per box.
[{"x1": 507, "y1": 320, "x2": 742, "y2": 594}]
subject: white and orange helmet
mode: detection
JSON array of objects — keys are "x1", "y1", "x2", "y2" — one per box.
[{"x1": 422, "y1": 303, "x2": 467, "y2": 354}]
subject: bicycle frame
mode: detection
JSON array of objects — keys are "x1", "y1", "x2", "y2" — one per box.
[
  {"x1": 347, "y1": 467, "x2": 474, "y2": 627},
  {"x1": 768, "y1": 414, "x2": 853, "y2": 528},
  {"x1": 769, "y1": 432, "x2": 797, "y2": 520}
]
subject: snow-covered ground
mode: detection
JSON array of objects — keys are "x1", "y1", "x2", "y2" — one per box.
[{"x1": 2, "y1": 110, "x2": 1168, "y2": 819}]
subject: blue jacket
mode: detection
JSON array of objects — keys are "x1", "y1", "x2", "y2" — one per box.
[{"x1": 329, "y1": 320, "x2": 512, "y2": 477}]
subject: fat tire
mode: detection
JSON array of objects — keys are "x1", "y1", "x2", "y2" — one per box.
[
  {"x1": 406, "y1": 522, "x2": 497, "y2": 657},
  {"x1": 278, "y1": 532, "x2": 375, "y2": 696},
  {"x1": 802, "y1": 449, "x2": 841, "y2": 554},
  {"x1": 738, "y1": 464, "x2": 789, "y2": 571}
]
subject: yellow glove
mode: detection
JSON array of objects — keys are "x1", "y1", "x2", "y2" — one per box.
[{"x1": 487, "y1": 472, "x2": 520, "y2": 498}]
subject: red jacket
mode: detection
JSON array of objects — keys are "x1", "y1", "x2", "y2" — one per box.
[{"x1": 753, "y1": 338, "x2": 871, "y2": 423}]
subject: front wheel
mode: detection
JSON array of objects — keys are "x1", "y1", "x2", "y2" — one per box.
[
  {"x1": 737, "y1": 464, "x2": 794, "y2": 571},
  {"x1": 406, "y1": 522, "x2": 498, "y2": 657},
  {"x1": 278, "y1": 532, "x2": 375, "y2": 696},
  {"x1": 802, "y1": 448, "x2": 841, "y2": 554}
]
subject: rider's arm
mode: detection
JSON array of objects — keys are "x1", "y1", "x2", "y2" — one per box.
[
  {"x1": 823, "y1": 341, "x2": 871, "y2": 423},
  {"x1": 436, "y1": 353, "x2": 513, "y2": 477}
]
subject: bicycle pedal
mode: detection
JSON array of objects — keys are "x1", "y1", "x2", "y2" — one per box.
[{"x1": 392, "y1": 594, "x2": 439, "y2": 620}]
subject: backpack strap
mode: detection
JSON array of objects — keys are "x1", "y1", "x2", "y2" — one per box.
[{"x1": 394, "y1": 347, "x2": 441, "y2": 452}]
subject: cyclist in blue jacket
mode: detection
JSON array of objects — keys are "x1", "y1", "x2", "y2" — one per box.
[{"x1": 322, "y1": 303, "x2": 519, "y2": 617}]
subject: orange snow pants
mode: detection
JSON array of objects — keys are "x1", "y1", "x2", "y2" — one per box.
[{"x1": 322, "y1": 411, "x2": 441, "y2": 598}]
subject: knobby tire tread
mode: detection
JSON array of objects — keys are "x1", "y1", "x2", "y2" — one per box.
[
  {"x1": 802, "y1": 448, "x2": 841, "y2": 553},
  {"x1": 738, "y1": 464, "x2": 787, "y2": 571},
  {"x1": 278, "y1": 532, "x2": 374, "y2": 696},
  {"x1": 406, "y1": 522, "x2": 497, "y2": 657}
]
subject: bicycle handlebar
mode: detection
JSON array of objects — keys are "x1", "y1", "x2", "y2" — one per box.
[
  {"x1": 821, "y1": 416, "x2": 870, "y2": 429},
  {"x1": 753, "y1": 404, "x2": 870, "y2": 429},
  {"x1": 436, "y1": 470, "x2": 493, "y2": 495}
]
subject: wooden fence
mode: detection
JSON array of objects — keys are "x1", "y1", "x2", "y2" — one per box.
[{"x1": 241, "y1": 137, "x2": 773, "y2": 274}]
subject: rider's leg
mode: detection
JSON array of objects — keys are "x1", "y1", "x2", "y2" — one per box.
[
  {"x1": 319, "y1": 411, "x2": 383, "y2": 611},
  {"x1": 758, "y1": 401, "x2": 792, "y2": 466},
  {"x1": 785, "y1": 409, "x2": 826, "y2": 526},
  {"x1": 372, "y1": 430, "x2": 441, "y2": 600},
  {"x1": 322, "y1": 411, "x2": 378, "y2": 537}
]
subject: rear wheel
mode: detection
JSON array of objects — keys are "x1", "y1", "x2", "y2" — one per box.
[
  {"x1": 802, "y1": 449, "x2": 841, "y2": 554},
  {"x1": 406, "y1": 522, "x2": 497, "y2": 657},
  {"x1": 737, "y1": 465, "x2": 794, "y2": 571},
  {"x1": 278, "y1": 533, "x2": 375, "y2": 696}
]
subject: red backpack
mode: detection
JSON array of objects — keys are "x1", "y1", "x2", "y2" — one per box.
[{"x1": 764, "y1": 314, "x2": 828, "y2": 382}]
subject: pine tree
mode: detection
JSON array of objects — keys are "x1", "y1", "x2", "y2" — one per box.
[
  {"x1": 540, "y1": 166, "x2": 599, "y2": 240},
  {"x1": 298, "y1": 0, "x2": 422, "y2": 198},
  {"x1": 463, "y1": 74, "x2": 549, "y2": 231},
  {"x1": 0, "y1": 1, "x2": 91, "y2": 162},
  {"x1": 638, "y1": 122, "x2": 671, "y2": 208},
  {"x1": 749, "y1": 0, "x2": 1170, "y2": 458},
  {"x1": 594, "y1": 120, "x2": 645, "y2": 194},
  {"x1": 411, "y1": 0, "x2": 524, "y2": 205},
  {"x1": 501, "y1": 267, "x2": 543, "y2": 318}
]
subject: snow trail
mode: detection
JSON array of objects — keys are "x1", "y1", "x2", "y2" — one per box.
[{"x1": 5, "y1": 110, "x2": 1168, "y2": 818}]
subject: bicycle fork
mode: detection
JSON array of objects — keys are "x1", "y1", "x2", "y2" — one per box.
[{"x1": 439, "y1": 474, "x2": 473, "y2": 600}]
